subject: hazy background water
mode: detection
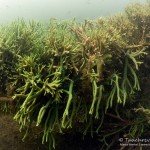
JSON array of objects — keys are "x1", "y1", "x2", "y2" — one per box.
[{"x1": 0, "y1": 0, "x2": 147, "y2": 23}]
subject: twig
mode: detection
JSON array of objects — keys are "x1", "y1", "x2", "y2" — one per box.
[
  {"x1": 106, "y1": 113, "x2": 129, "y2": 124},
  {"x1": 0, "y1": 96, "x2": 13, "y2": 102}
]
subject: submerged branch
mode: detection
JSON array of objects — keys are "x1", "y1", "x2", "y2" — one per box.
[
  {"x1": 0, "y1": 96, "x2": 13, "y2": 102},
  {"x1": 126, "y1": 43, "x2": 150, "y2": 49}
]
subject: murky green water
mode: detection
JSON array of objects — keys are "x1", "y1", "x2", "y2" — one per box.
[{"x1": 0, "y1": 0, "x2": 147, "y2": 23}]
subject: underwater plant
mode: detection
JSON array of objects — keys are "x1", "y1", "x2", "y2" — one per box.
[{"x1": 0, "y1": 3, "x2": 149, "y2": 150}]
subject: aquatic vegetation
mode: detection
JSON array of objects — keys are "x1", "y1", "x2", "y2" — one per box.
[{"x1": 0, "y1": 3, "x2": 150, "y2": 149}]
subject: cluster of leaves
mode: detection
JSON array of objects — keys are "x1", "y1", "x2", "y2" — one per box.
[{"x1": 0, "y1": 3, "x2": 149, "y2": 149}]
